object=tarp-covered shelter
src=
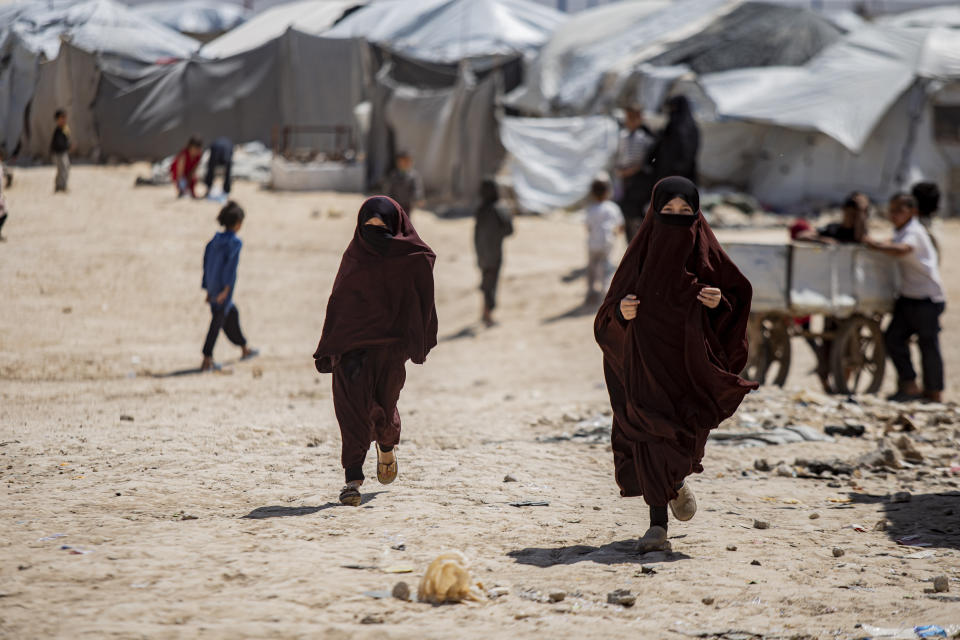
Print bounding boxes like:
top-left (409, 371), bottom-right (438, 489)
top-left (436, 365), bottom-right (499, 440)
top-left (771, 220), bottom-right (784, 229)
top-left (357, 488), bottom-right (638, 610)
top-left (325, 0), bottom-right (567, 67)
top-left (134, 1), bottom-right (249, 41)
top-left (695, 24), bottom-right (960, 213)
top-left (200, 0), bottom-right (366, 58)
top-left (96, 28), bottom-right (369, 160)
top-left (506, 0), bottom-right (843, 116)
top-left (0, 0), bottom-right (201, 156)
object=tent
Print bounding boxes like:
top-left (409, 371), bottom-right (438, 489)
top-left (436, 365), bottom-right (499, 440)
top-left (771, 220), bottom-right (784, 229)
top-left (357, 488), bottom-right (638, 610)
top-left (134, 1), bottom-right (249, 40)
top-left (695, 25), bottom-right (960, 213)
top-left (506, 0), bottom-right (842, 116)
top-left (200, 0), bottom-right (366, 58)
top-left (880, 6), bottom-right (960, 29)
top-left (0, 0), bottom-right (200, 155)
top-left (95, 29), bottom-right (369, 160)
top-left (325, 0), bottom-right (566, 67)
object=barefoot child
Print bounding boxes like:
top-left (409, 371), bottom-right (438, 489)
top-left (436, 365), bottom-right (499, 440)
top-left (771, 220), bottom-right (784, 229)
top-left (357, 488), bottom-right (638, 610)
top-left (201, 201), bottom-right (257, 371)
top-left (594, 177), bottom-right (757, 551)
top-left (313, 196), bottom-right (437, 506)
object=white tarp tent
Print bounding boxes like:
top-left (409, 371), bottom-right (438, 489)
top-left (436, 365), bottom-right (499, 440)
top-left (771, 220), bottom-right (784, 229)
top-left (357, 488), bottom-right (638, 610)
top-left (506, 0), bottom-right (842, 116)
top-left (200, 0), bottom-right (366, 58)
top-left (324, 0), bottom-right (566, 65)
top-left (135, 1), bottom-right (249, 38)
top-left (500, 115), bottom-right (619, 213)
top-left (880, 6), bottom-right (960, 29)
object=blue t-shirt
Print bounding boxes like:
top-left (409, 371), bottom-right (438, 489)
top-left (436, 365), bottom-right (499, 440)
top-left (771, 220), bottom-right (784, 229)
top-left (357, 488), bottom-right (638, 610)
top-left (202, 231), bottom-right (242, 310)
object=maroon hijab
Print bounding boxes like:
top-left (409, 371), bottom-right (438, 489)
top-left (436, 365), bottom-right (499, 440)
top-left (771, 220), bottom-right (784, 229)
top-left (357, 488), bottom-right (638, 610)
top-left (595, 177), bottom-right (757, 456)
top-left (313, 196), bottom-right (438, 373)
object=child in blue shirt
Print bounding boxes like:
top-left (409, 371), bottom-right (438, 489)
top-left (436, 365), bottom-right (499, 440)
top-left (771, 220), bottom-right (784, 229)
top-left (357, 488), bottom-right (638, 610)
top-left (201, 201), bottom-right (257, 371)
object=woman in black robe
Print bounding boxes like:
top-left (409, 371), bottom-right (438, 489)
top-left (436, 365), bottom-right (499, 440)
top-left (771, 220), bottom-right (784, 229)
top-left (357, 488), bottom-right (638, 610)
top-left (314, 197), bottom-right (437, 506)
top-left (648, 96), bottom-right (701, 184)
top-left (594, 177), bottom-right (757, 550)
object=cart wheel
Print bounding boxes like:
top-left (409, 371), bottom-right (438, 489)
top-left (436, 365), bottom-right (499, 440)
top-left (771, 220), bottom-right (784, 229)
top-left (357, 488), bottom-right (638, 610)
top-left (831, 316), bottom-right (885, 395)
top-left (743, 314), bottom-right (791, 387)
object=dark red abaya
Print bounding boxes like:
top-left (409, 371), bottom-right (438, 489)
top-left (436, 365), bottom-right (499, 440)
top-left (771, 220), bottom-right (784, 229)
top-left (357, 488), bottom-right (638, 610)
top-left (594, 178), bottom-right (757, 506)
top-left (314, 197), bottom-right (437, 479)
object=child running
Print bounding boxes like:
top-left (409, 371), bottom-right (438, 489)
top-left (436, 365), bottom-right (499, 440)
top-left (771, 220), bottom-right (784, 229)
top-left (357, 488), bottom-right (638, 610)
top-left (313, 196), bottom-right (437, 506)
top-left (201, 201), bottom-right (258, 371)
top-left (594, 177), bottom-right (757, 551)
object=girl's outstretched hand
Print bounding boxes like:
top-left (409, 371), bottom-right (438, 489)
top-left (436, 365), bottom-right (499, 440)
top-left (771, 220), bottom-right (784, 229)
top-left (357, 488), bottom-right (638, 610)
top-left (698, 287), bottom-right (721, 309)
top-left (620, 295), bottom-right (639, 320)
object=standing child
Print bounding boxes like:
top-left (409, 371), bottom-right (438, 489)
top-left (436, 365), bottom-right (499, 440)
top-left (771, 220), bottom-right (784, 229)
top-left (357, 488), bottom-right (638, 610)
top-left (594, 177), bottom-right (757, 552)
top-left (51, 109), bottom-right (70, 193)
top-left (586, 177), bottom-right (624, 305)
top-left (201, 201), bottom-right (258, 371)
top-left (384, 151), bottom-right (425, 216)
top-left (474, 178), bottom-right (513, 327)
top-left (313, 196), bottom-right (437, 506)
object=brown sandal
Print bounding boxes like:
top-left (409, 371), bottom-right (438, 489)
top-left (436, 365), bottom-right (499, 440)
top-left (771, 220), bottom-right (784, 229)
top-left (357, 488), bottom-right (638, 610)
top-left (376, 443), bottom-right (398, 485)
top-left (339, 483), bottom-right (362, 506)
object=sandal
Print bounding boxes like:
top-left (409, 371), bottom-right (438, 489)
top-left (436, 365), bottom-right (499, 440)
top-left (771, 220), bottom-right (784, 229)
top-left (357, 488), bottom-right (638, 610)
top-left (636, 526), bottom-right (671, 553)
top-left (339, 483), bottom-right (362, 506)
top-left (669, 482), bottom-right (697, 522)
top-left (376, 443), bottom-right (398, 485)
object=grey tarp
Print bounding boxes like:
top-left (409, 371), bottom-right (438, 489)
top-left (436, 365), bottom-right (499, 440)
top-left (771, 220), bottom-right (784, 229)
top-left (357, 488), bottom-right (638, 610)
top-left (367, 62), bottom-right (505, 206)
top-left (0, 34), bottom-right (39, 154)
top-left (23, 42), bottom-right (103, 157)
top-left (94, 30), bottom-right (369, 160)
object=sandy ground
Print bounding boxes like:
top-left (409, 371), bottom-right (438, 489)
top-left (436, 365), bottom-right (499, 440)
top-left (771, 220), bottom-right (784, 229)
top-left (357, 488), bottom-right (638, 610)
top-left (1, 165), bottom-right (958, 639)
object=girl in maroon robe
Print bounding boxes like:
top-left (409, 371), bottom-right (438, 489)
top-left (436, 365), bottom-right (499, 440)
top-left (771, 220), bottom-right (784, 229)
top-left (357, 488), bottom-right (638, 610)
top-left (594, 176), bottom-right (757, 550)
top-left (314, 197), bottom-right (437, 506)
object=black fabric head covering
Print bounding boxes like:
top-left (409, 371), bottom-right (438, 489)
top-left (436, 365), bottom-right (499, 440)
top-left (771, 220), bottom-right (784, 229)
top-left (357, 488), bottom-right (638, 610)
top-left (652, 175), bottom-right (700, 224)
top-left (480, 177), bottom-right (499, 205)
top-left (358, 196), bottom-right (400, 255)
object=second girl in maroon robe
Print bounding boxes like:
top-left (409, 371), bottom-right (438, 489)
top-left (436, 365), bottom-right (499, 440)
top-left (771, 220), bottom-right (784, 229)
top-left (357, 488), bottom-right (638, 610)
top-left (594, 177), bottom-right (757, 550)
top-left (314, 196), bottom-right (437, 506)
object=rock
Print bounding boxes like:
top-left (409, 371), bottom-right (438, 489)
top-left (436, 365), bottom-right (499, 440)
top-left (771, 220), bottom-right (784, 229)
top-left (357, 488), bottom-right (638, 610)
top-left (607, 589), bottom-right (636, 607)
top-left (548, 590), bottom-right (566, 602)
top-left (827, 481), bottom-right (842, 488)
top-left (825, 424), bottom-right (866, 438)
top-left (593, 506), bottom-right (601, 511)
top-left (856, 443), bottom-right (903, 470)
top-left (726, 545), bottom-right (737, 551)
top-left (753, 519), bottom-right (770, 530)
top-left (503, 474), bottom-right (518, 483)
top-left (119, 415), bottom-right (134, 422)
top-left (702, 596), bottom-right (715, 605)
top-left (809, 512), bottom-right (820, 520)
top-left (753, 459), bottom-right (771, 472)
top-left (640, 564), bottom-right (657, 574)
top-left (832, 547), bottom-right (845, 558)
top-left (892, 412), bottom-right (917, 432)
top-left (775, 463), bottom-right (796, 478)
top-left (360, 615), bottom-right (384, 625)
top-left (874, 519), bottom-right (889, 532)
top-left (933, 576), bottom-right (949, 593)
top-left (795, 458), bottom-right (854, 476)
top-left (487, 586), bottom-right (509, 598)
top-left (750, 560), bottom-right (761, 566)
top-left (894, 435), bottom-right (923, 463)
top-left (392, 581), bottom-right (411, 601)
top-left (891, 491), bottom-right (912, 503)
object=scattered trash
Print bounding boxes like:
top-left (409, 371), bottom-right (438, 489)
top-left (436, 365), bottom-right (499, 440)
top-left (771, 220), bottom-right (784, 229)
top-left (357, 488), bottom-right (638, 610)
top-left (606, 589), bottom-right (636, 607)
top-left (417, 551), bottom-right (483, 604)
top-left (824, 424), bottom-right (865, 437)
top-left (847, 524), bottom-right (867, 532)
top-left (509, 500), bottom-right (549, 507)
top-left (753, 459), bottom-right (771, 472)
top-left (916, 625), bottom-right (947, 638)
top-left (832, 547), bottom-right (845, 558)
top-left (503, 474), bottom-right (518, 483)
top-left (753, 519), bottom-right (770, 530)
top-left (711, 425), bottom-right (833, 447)
top-left (487, 586), bottom-right (509, 598)
top-left (119, 415), bottom-right (134, 422)
top-left (896, 535), bottom-right (932, 547)
top-left (37, 534), bottom-right (67, 542)
top-left (172, 511), bottom-right (198, 521)
top-left (60, 545), bottom-right (93, 555)
top-left (794, 458), bottom-right (854, 476)
top-left (726, 545), bottom-right (738, 551)
top-left (383, 565), bottom-right (413, 574)
top-left (360, 614), bottom-right (384, 625)
top-left (904, 550), bottom-right (935, 559)
top-left (343, 564), bottom-right (377, 570)
top-left (641, 564), bottom-right (657, 574)
top-left (362, 590), bottom-right (392, 600)
top-left (392, 581), bottom-right (411, 601)
top-left (933, 576), bottom-right (949, 593)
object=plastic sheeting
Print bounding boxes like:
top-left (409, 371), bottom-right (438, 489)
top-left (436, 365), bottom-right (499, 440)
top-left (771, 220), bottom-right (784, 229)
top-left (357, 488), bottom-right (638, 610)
top-left (95, 30), bottom-right (369, 160)
top-left (880, 6), bottom-right (960, 29)
top-left (200, 0), bottom-right (366, 58)
top-left (0, 35), bottom-right (38, 153)
top-left (325, 0), bottom-right (566, 64)
top-left (500, 115), bottom-right (619, 214)
top-left (367, 63), bottom-right (505, 205)
top-left (134, 1), bottom-right (249, 37)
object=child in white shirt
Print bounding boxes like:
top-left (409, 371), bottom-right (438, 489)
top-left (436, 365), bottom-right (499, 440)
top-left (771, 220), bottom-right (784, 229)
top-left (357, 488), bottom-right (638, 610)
top-left (586, 177), bottom-right (624, 304)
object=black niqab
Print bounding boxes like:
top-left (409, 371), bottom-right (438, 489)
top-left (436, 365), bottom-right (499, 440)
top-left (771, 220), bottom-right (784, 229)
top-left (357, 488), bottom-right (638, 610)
top-left (652, 175), bottom-right (700, 222)
top-left (359, 197), bottom-right (400, 255)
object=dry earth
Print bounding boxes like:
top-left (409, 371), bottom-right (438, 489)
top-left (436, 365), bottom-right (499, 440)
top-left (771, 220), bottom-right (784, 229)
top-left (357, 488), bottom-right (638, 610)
top-left (1, 165), bottom-right (958, 639)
